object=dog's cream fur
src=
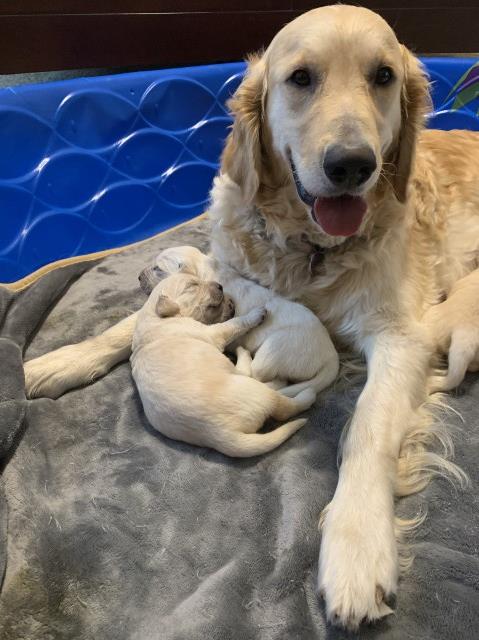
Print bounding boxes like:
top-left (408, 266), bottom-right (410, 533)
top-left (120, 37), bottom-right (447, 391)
top-left (23, 5), bottom-right (479, 630)
top-left (425, 269), bottom-right (479, 392)
top-left (132, 271), bottom-right (316, 457)
top-left (153, 245), bottom-right (339, 395)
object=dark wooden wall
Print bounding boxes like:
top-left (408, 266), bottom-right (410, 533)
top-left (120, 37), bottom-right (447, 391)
top-left (1, 2), bottom-right (478, 74)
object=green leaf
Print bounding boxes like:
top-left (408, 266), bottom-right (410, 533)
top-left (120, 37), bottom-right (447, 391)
top-left (452, 82), bottom-right (479, 110)
top-left (446, 61), bottom-right (479, 100)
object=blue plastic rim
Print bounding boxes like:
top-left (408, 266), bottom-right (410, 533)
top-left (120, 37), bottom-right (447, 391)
top-left (0, 57), bottom-right (478, 283)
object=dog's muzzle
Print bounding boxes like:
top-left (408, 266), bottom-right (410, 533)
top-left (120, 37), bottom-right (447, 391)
top-left (138, 265), bottom-right (166, 295)
top-left (290, 158), bottom-right (315, 207)
top-left (289, 157), bottom-right (368, 238)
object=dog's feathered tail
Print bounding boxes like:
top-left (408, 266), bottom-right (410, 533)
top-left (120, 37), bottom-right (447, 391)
top-left (396, 394), bottom-right (469, 498)
top-left (394, 392), bottom-right (469, 572)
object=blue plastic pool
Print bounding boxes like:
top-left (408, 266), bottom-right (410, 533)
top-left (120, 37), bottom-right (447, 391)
top-left (1, 57), bottom-right (478, 283)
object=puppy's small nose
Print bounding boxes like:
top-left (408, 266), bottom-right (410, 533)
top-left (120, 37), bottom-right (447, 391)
top-left (323, 145), bottom-right (377, 188)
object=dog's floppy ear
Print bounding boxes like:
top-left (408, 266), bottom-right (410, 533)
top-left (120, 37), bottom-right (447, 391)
top-left (155, 295), bottom-right (180, 318)
top-left (392, 47), bottom-right (431, 202)
top-left (138, 266), bottom-right (168, 295)
top-left (221, 54), bottom-right (267, 203)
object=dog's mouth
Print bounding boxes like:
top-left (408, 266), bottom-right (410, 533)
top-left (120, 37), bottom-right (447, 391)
top-left (199, 296), bottom-right (235, 324)
top-left (290, 160), bottom-right (367, 238)
top-left (221, 296), bottom-right (236, 321)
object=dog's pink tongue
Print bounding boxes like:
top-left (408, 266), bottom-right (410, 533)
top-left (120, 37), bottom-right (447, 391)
top-left (313, 195), bottom-right (367, 237)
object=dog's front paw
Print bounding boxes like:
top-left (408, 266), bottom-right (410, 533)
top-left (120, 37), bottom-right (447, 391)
top-left (245, 306), bottom-right (268, 327)
top-left (25, 355), bottom-right (70, 399)
top-left (318, 495), bottom-right (398, 630)
top-left (24, 340), bottom-right (105, 399)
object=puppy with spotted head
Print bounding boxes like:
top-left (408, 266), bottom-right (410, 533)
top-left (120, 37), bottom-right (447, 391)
top-left (131, 268), bottom-right (316, 457)
top-left (138, 265), bottom-right (235, 324)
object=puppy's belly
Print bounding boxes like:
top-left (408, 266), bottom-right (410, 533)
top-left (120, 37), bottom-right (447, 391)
top-left (131, 344), bottom-right (240, 445)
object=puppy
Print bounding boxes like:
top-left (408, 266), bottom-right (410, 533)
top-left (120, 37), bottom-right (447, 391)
top-left (131, 270), bottom-right (316, 457)
top-left (425, 270), bottom-right (479, 392)
top-left (153, 245), bottom-right (339, 396)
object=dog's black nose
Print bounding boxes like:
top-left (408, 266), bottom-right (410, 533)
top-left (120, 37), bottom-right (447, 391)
top-left (323, 145), bottom-right (377, 188)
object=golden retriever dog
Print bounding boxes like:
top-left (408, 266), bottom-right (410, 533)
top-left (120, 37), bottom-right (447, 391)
top-left (132, 271), bottom-right (316, 457)
top-left (24, 5), bottom-right (478, 629)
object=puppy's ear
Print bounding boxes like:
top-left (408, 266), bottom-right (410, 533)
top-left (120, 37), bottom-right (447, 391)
top-left (155, 295), bottom-right (180, 318)
top-left (221, 54), bottom-right (267, 203)
top-left (392, 47), bottom-right (431, 202)
top-left (138, 266), bottom-right (168, 295)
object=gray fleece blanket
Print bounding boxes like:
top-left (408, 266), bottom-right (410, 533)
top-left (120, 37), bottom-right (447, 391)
top-left (0, 218), bottom-right (478, 640)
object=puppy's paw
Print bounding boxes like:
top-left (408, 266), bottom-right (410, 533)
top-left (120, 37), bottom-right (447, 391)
top-left (245, 306), bottom-right (267, 327)
top-left (318, 493), bottom-right (398, 630)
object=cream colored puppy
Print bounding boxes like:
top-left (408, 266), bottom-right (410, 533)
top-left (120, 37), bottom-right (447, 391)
top-left (425, 270), bottom-right (479, 393)
top-left (154, 245), bottom-right (339, 396)
top-left (131, 270), bottom-right (316, 457)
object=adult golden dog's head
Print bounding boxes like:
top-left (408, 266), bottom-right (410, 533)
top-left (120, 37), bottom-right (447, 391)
top-left (222, 5), bottom-right (430, 243)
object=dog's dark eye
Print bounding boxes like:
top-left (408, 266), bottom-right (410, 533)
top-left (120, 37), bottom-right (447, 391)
top-left (289, 69), bottom-right (311, 87)
top-left (375, 66), bottom-right (394, 86)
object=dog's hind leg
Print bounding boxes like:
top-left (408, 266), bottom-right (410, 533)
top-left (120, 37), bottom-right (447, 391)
top-left (235, 346), bottom-right (286, 385)
top-left (235, 346), bottom-right (253, 376)
top-left (279, 354), bottom-right (340, 397)
top-left (207, 378), bottom-right (314, 457)
top-left (250, 341), bottom-right (279, 382)
top-left (264, 378), bottom-right (288, 390)
top-left (430, 327), bottom-right (478, 392)
top-left (25, 311), bottom-right (139, 399)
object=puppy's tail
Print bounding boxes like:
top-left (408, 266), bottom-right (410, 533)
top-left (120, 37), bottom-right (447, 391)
top-left (277, 356), bottom-right (340, 398)
top-left (210, 419), bottom-right (306, 457)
